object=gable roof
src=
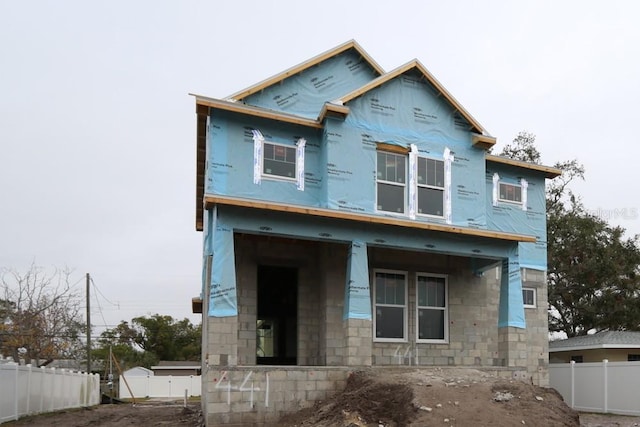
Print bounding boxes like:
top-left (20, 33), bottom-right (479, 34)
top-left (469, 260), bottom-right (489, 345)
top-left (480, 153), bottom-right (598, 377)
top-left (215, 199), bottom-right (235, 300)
top-left (333, 59), bottom-right (490, 138)
top-left (226, 39), bottom-right (385, 102)
top-left (549, 331), bottom-right (640, 352)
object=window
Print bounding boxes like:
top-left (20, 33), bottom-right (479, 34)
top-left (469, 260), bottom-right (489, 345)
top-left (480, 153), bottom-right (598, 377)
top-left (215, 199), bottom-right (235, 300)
top-left (522, 287), bottom-right (536, 308)
top-left (417, 157), bottom-right (444, 217)
top-left (263, 142), bottom-right (296, 180)
top-left (416, 274), bottom-right (448, 342)
top-left (499, 182), bottom-right (522, 204)
top-left (571, 355), bottom-right (583, 363)
top-left (377, 152), bottom-right (406, 214)
top-left (252, 129), bottom-right (306, 190)
top-left (492, 174), bottom-right (528, 211)
top-left (628, 354), bottom-right (640, 362)
top-left (373, 270), bottom-right (407, 341)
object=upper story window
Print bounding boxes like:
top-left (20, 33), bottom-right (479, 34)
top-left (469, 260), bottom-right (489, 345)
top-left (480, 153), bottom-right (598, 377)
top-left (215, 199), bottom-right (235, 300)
top-left (376, 144), bottom-right (453, 221)
top-left (493, 173), bottom-right (528, 210)
top-left (376, 151), bottom-right (406, 214)
top-left (373, 269), bottom-right (407, 341)
top-left (416, 274), bottom-right (448, 342)
top-left (499, 182), bottom-right (522, 204)
top-left (252, 129), bottom-right (306, 191)
top-left (263, 142), bottom-right (296, 180)
top-left (417, 157), bottom-right (445, 217)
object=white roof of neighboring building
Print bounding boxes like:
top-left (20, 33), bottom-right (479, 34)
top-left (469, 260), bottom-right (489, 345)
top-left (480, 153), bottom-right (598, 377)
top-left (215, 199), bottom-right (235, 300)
top-left (549, 331), bottom-right (640, 352)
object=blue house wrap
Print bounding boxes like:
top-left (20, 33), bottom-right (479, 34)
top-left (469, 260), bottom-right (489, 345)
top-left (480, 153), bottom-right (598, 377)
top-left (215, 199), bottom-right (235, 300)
top-left (193, 40), bottom-right (560, 338)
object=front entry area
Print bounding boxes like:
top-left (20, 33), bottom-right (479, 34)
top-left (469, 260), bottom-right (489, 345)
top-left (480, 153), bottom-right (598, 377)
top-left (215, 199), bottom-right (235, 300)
top-left (256, 265), bottom-right (298, 365)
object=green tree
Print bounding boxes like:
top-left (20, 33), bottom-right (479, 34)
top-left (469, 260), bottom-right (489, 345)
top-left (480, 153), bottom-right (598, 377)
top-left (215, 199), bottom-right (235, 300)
top-left (92, 314), bottom-right (201, 374)
top-left (500, 132), bottom-right (640, 337)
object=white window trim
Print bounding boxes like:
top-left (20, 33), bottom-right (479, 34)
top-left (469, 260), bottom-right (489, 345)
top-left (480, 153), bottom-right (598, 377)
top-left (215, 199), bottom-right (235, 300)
top-left (416, 156), bottom-right (446, 220)
top-left (373, 269), bottom-right (408, 343)
top-left (498, 181), bottom-right (523, 205)
top-left (492, 173), bottom-right (528, 211)
top-left (415, 273), bottom-right (449, 344)
top-left (252, 129), bottom-right (305, 190)
top-left (376, 152), bottom-right (407, 216)
top-left (522, 287), bottom-right (536, 308)
top-left (379, 146), bottom-right (452, 220)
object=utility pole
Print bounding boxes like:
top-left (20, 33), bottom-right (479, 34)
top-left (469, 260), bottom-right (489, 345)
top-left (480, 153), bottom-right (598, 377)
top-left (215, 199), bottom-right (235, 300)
top-left (86, 273), bottom-right (91, 374)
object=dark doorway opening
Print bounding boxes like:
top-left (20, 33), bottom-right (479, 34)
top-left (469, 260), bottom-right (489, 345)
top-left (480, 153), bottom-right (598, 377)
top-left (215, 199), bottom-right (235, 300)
top-left (256, 265), bottom-right (298, 365)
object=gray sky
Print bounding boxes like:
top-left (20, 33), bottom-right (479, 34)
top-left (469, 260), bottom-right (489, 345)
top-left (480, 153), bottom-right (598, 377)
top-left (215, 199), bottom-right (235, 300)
top-left (2, 1), bottom-right (639, 332)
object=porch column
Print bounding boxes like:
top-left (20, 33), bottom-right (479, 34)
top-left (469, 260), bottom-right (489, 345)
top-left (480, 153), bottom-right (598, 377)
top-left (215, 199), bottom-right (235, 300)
top-left (205, 208), bottom-right (238, 367)
top-left (497, 254), bottom-right (527, 368)
top-left (343, 241), bottom-right (372, 366)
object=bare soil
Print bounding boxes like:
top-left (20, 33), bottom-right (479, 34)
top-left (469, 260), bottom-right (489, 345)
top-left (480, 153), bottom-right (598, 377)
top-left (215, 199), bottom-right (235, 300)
top-left (5, 369), bottom-right (640, 426)
top-left (2, 401), bottom-right (204, 427)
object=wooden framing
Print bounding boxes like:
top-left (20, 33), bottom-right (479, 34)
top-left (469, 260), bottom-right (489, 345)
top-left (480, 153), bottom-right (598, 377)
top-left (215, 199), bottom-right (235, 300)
top-left (203, 195), bottom-right (537, 243)
top-left (227, 40), bottom-right (385, 101)
top-left (486, 155), bottom-right (562, 178)
top-left (376, 142), bottom-right (410, 154)
top-left (318, 102), bottom-right (350, 121)
top-left (192, 95), bottom-right (323, 129)
top-left (471, 133), bottom-right (497, 149)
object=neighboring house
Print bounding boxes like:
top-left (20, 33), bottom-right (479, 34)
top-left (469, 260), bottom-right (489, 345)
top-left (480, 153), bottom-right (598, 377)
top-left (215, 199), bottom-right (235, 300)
top-left (150, 361), bottom-right (201, 376)
top-left (191, 40), bottom-right (560, 425)
top-left (122, 366), bottom-right (154, 377)
top-left (550, 331), bottom-right (640, 363)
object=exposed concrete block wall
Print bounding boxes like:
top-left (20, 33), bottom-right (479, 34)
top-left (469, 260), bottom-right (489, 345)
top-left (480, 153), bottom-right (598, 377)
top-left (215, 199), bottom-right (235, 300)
top-left (227, 237), bottom-right (350, 367)
top-left (320, 244), bottom-right (347, 366)
top-left (203, 366), bottom-right (527, 426)
top-left (368, 248), bottom-right (502, 368)
top-left (204, 236), bottom-right (548, 389)
top-left (522, 268), bottom-right (549, 386)
top-left (205, 367), bottom-right (350, 427)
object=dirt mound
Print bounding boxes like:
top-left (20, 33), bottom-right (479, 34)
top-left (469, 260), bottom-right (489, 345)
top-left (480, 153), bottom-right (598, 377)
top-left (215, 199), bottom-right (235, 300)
top-left (278, 368), bottom-right (581, 427)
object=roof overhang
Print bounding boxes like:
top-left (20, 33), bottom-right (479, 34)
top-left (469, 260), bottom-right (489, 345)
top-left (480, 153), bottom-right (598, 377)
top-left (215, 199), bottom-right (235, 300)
top-left (549, 343), bottom-right (640, 353)
top-left (227, 40), bottom-right (385, 101)
top-left (486, 155), bottom-right (562, 179)
top-left (204, 194), bottom-right (537, 243)
top-left (471, 133), bottom-right (496, 149)
top-left (191, 297), bottom-right (203, 314)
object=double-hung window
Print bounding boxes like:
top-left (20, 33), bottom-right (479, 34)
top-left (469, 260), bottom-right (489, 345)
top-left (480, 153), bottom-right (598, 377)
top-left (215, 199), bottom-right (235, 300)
top-left (417, 157), bottom-right (445, 217)
top-left (416, 274), bottom-right (448, 342)
top-left (263, 142), bottom-right (296, 180)
top-left (373, 270), bottom-right (407, 341)
top-left (376, 151), bottom-right (406, 214)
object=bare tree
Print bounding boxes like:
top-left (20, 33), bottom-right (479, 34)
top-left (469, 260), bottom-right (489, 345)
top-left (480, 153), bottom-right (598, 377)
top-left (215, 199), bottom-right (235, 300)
top-left (0, 263), bottom-right (85, 366)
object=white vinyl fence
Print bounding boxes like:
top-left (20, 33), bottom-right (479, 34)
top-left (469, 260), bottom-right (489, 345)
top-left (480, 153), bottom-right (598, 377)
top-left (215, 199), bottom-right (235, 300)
top-left (0, 358), bottom-right (100, 424)
top-left (549, 360), bottom-right (640, 416)
top-left (119, 375), bottom-right (201, 399)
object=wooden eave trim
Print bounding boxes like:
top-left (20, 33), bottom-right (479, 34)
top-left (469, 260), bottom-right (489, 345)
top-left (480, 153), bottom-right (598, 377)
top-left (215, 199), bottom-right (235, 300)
top-left (471, 133), bottom-right (496, 149)
top-left (192, 95), bottom-right (323, 129)
top-left (204, 195), bottom-right (536, 243)
top-left (486, 155), bottom-right (562, 178)
top-left (338, 60), bottom-right (487, 135)
top-left (191, 297), bottom-right (203, 314)
top-left (376, 142), bottom-right (410, 154)
top-left (227, 40), bottom-right (385, 101)
top-left (318, 102), bottom-right (350, 121)
top-left (195, 110), bottom-right (207, 231)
